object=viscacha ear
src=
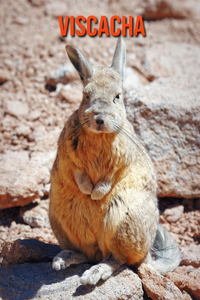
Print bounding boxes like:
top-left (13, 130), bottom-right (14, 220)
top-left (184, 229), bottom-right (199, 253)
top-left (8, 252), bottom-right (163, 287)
top-left (65, 45), bottom-right (93, 83)
top-left (111, 36), bottom-right (126, 81)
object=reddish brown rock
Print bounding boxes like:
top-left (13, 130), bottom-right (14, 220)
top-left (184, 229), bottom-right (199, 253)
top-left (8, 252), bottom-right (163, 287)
top-left (0, 151), bottom-right (49, 209)
top-left (167, 266), bottom-right (200, 300)
top-left (138, 263), bottom-right (184, 299)
top-left (181, 244), bottom-right (200, 268)
top-left (0, 220), bottom-right (57, 248)
top-left (0, 239), bottom-right (61, 266)
top-left (143, 0), bottom-right (193, 20)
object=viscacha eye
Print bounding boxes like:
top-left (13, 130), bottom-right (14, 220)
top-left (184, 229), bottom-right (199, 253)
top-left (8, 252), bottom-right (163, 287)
top-left (86, 94), bottom-right (89, 99)
top-left (113, 94), bottom-right (121, 103)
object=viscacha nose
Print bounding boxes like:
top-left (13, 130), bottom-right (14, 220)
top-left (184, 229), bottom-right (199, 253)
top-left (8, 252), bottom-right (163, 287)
top-left (95, 118), bottom-right (104, 125)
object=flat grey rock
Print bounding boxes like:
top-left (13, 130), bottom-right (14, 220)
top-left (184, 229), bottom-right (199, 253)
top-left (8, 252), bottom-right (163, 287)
top-left (0, 262), bottom-right (143, 300)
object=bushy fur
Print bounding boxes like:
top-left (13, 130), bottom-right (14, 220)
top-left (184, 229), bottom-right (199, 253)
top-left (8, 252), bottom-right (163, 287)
top-left (49, 37), bottom-right (180, 285)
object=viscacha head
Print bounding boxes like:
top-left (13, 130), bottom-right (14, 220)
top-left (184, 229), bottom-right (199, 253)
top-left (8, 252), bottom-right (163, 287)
top-left (65, 37), bottom-right (127, 134)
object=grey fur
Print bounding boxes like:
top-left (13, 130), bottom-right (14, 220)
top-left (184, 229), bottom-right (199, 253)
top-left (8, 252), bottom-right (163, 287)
top-left (148, 224), bottom-right (181, 275)
top-left (111, 36), bottom-right (126, 81)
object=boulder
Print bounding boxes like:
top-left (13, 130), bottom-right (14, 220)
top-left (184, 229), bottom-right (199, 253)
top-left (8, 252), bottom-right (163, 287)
top-left (135, 43), bottom-right (200, 80)
top-left (126, 42), bottom-right (200, 198)
top-left (181, 244), bottom-right (200, 268)
top-left (6, 100), bottom-right (29, 118)
top-left (143, 0), bottom-right (194, 20)
top-left (0, 221), bottom-right (57, 248)
top-left (138, 263), bottom-right (187, 300)
top-left (162, 205), bottom-right (184, 223)
top-left (20, 199), bottom-right (50, 228)
top-left (45, 63), bottom-right (79, 88)
top-left (56, 83), bottom-right (82, 104)
top-left (167, 265), bottom-right (200, 300)
top-left (0, 151), bottom-right (49, 209)
top-left (126, 75), bottom-right (200, 198)
top-left (0, 257), bottom-right (143, 300)
top-left (15, 123), bottom-right (31, 136)
top-left (123, 67), bottom-right (145, 92)
top-left (0, 239), bottom-right (61, 266)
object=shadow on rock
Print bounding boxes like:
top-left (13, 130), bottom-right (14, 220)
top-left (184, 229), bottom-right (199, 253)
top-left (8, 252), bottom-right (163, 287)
top-left (0, 239), bottom-right (143, 300)
top-left (0, 238), bottom-right (94, 300)
top-left (0, 260), bottom-right (94, 300)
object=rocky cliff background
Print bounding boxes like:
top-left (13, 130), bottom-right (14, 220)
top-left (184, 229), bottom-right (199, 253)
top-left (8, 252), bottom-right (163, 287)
top-left (0, 0), bottom-right (199, 299)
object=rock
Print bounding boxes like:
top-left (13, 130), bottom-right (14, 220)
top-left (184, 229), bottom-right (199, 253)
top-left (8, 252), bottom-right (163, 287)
top-left (6, 100), bottom-right (29, 118)
top-left (0, 69), bottom-right (11, 83)
top-left (181, 244), bottom-right (200, 268)
top-left (182, 292), bottom-right (193, 300)
top-left (166, 266), bottom-right (200, 300)
top-left (43, 183), bottom-right (50, 195)
top-left (44, 2), bottom-right (68, 17)
top-left (0, 221), bottom-right (57, 247)
top-left (20, 199), bottom-right (50, 228)
top-left (15, 124), bottom-right (31, 136)
top-left (45, 63), bottom-right (79, 88)
top-left (137, 43), bottom-right (200, 81)
top-left (143, 0), bottom-right (193, 20)
top-left (28, 125), bottom-right (46, 142)
top-left (30, 150), bottom-right (56, 171)
top-left (26, 66), bottom-right (35, 77)
top-left (138, 263), bottom-right (185, 300)
top-left (0, 239), bottom-right (61, 266)
top-left (163, 205), bottom-right (184, 223)
top-left (26, 109), bottom-right (41, 121)
top-left (13, 16), bottom-right (29, 25)
top-left (28, 0), bottom-right (45, 7)
top-left (57, 83), bottom-right (82, 103)
top-left (123, 67), bottom-right (145, 93)
top-left (1, 114), bottom-right (18, 130)
top-left (126, 40), bottom-right (200, 199)
top-left (0, 261), bottom-right (143, 300)
top-left (0, 151), bottom-right (49, 209)
top-left (126, 74), bottom-right (200, 198)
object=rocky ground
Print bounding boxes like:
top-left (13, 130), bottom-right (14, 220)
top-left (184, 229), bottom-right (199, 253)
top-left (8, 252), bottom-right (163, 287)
top-left (0, 0), bottom-right (200, 299)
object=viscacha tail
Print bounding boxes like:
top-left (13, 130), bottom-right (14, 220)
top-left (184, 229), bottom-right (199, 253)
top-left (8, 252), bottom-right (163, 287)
top-left (147, 223), bottom-right (181, 275)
